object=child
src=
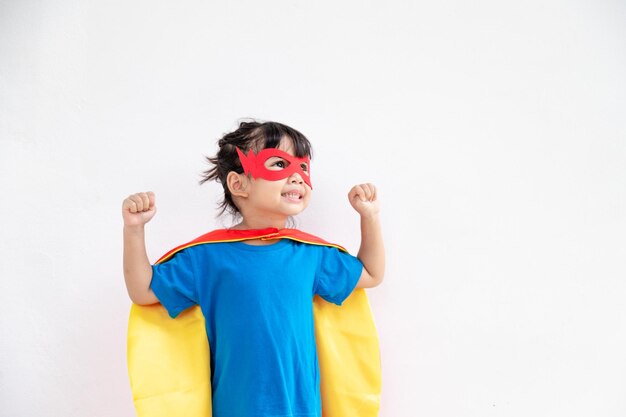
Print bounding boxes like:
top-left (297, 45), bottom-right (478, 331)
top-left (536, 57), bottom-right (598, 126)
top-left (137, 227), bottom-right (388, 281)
top-left (122, 120), bottom-right (385, 417)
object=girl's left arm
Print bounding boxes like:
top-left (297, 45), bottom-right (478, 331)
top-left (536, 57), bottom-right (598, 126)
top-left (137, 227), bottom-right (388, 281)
top-left (348, 183), bottom-right (385, 288)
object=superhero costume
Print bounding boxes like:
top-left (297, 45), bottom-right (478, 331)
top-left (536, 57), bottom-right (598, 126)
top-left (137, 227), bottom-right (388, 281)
top-left (127, 227), bottom-right (381, 417)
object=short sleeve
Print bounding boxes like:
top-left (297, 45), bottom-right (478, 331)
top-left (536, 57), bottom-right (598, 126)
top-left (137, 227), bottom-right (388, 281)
top-left (314, 246), bottom-right (363, 306)
top-left (149, 248), bottom-right (199, 318)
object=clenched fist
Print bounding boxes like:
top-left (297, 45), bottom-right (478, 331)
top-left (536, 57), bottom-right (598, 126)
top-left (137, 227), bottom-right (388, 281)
top-left (348, 183), bottom-right (380, 218)
top-left (122, 191), bottom-right (157, 227)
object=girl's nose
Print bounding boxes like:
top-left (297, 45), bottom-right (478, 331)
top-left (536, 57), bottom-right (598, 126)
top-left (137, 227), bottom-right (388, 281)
top-left (289, 173), bottom-right (304, 184)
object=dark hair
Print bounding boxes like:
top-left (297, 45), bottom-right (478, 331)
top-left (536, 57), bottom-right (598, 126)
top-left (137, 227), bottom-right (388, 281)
top-left (200, 118), bottom-right (313, 217)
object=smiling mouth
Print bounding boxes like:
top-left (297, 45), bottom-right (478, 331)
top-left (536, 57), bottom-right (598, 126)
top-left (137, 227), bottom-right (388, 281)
top-left (281, 192), bottom-right (303, 200)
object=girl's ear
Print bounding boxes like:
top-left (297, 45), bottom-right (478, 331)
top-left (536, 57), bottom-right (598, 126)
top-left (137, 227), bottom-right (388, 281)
top-left (226, 171), bottom-right (249, 198)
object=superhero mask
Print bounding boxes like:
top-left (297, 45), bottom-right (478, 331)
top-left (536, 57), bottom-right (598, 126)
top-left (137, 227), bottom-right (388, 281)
top-left (236, 147), bottom-right (312, 189)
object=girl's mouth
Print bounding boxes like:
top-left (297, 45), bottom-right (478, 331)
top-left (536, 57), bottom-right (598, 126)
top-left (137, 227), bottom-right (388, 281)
top-left (281, 192), bottom-right (303, 202)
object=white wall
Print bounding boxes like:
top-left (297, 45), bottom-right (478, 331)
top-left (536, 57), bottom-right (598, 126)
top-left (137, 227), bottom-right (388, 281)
top-left (1, 1), bottom-right (625, 416)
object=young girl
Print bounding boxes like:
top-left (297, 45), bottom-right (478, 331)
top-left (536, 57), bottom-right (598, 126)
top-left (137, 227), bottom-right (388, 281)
top-left (122, 120), bottom-right (385, 417)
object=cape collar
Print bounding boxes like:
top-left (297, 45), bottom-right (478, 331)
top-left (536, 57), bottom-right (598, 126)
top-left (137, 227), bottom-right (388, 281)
top-left (155, 228), bottom-right (347, 264)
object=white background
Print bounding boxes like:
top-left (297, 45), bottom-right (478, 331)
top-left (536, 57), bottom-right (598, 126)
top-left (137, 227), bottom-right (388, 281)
top-left (1, 1), bottom-right (625, 416)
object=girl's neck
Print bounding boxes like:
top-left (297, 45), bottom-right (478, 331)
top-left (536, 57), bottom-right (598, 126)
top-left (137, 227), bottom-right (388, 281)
top-left (230, 218), bottom-right (291, 246)
top-left (231, 217), bottom-right (288, 231)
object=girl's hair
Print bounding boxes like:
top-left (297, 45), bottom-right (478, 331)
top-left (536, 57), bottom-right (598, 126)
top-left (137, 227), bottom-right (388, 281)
top-left (200, 119), bottom-right (313, 217)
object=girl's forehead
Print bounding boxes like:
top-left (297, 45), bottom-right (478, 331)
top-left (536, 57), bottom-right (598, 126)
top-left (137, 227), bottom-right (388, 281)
top-left (275, 137), bottom-right (295, 155)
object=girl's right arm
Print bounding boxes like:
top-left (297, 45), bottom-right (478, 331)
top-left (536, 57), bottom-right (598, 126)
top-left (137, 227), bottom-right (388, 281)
top-left (122, 191), bottom-right (159, 305)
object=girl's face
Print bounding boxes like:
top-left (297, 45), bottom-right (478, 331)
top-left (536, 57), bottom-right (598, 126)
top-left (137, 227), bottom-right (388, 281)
top-left (242, 137), bottom-right (312, 219)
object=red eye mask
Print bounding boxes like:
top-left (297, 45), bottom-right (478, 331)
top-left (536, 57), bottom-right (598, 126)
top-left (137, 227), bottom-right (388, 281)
top-left (236, 147), bottom-right (312, 189)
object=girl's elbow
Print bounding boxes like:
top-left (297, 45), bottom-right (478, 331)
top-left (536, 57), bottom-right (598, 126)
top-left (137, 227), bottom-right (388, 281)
top-left (129, 290), bottom-right (159, 306)
top-left (372, 274), bottom-right (384, 287)
top-left (356, 269), bottom-right (384, 289)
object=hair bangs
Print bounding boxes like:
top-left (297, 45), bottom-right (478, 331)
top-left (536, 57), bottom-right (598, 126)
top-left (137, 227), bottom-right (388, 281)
top-left (257, 123), bottom-right (313, 159)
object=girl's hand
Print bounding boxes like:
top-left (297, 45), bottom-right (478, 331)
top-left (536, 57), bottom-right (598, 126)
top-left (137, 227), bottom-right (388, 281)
top-left (122, 191), bottom-right (157, 227)
top-left (348, 183), bottom-right (380, 218)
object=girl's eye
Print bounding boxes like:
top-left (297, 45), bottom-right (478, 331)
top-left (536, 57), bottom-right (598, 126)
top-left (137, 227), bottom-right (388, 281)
top-left (272, 160), bottom-right (287, 169)
top-left (300, 163), bottom-right (309, 172)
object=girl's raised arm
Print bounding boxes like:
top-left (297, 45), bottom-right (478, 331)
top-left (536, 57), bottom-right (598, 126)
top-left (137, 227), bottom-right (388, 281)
top-left (122, 191), bottom-right (159, 305)
top-left (348, 183), bottom-right (385, 289)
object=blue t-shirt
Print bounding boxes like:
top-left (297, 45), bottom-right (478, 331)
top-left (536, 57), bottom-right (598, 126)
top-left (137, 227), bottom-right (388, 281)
top-left (149, 238), bottom-right (363, 417)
